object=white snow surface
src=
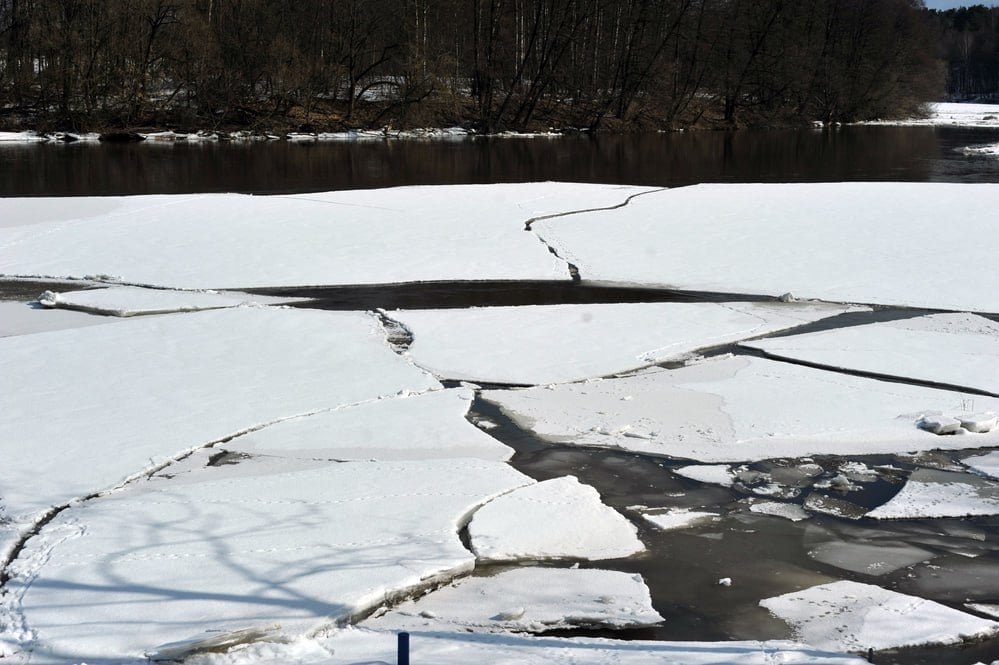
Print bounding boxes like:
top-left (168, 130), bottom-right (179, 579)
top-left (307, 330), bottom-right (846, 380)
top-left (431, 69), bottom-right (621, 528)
top-left (483, 356), bottom-right (999, 463)
top-left (278, 627), bottom-right (867, 665)
top-left (394, 301), bottom-right (859, 385)
top-left (674, 465), bottom-right (736, 486)
top-left (866, 469), bottom-right (999, 519)
top-left (5, 459), bottom-right (532, 662)
top-left (760, 580), bottom-right (999, 652)
top-left (743, 313), bottom-right (999, 395)
top-left (468, 476), bottom-right (644, 562)
top-left (0, 307), bottom-right (440, 520)
top-left (533, 182), bottom-right (999, 312)
top-left (0, 301), bottom-right (116, 337)
top-left (965, 451), bottom-right (999, 479)
top-left (226, 388), bottom-right (513, 461)
top-left (0, 183), bottom-right (655, 289)
top-left (361, 567), bottom-right (663, 633)
top-left (37, 286), bottom-right (303, 316)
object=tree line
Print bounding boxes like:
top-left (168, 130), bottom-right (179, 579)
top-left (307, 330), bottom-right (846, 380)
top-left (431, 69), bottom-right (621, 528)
top-left (933, 4), bottom-right (999, 101)
top-left (0, 0), bottom-right (950, 133)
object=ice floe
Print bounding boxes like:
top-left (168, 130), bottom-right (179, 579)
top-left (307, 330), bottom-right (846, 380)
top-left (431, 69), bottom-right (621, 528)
top-left (742, 312), bottom-right (999, 396)
top-left (631, 506), bottom-right (718, 530)
top-left (674, 464), bottom-right (737, 486)
top-left (0, 307), bottom-right (439, 520)
top-left (226, 388), bottom-right (513, 461)
top-left (393, 301), bottom-right (858, 384)
top-left (806, 540), bottom-right (933, 576)
top-left (866, 469), bottom-right (999, 519)
top-left (533, 182), bottom-right (999, 312)
top-left (4, 459), bottom-right (531, 662)
top-left (760, 580), bottom-right (999, 652)
top-left (964, 451), bottom-right (999, 479)
top-left (0, 301), bottom-right (115, 337)
top-left (361, 567), bottom-right (663, 633)
top-left (483, 355), bottom-right (999, 463)
top-left (0, 183), bottom-right (654, 289)
top-left (748, 501), bottom-right (810, 522)
top-left (37, 286), bottom-right (303, 316)
top-left (467, 476), bottom-right (644, 562)
top-left (960, 142), bottom-right (999, 156)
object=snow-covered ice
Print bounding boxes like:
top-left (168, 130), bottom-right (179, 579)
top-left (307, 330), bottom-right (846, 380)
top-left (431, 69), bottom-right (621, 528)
top-left (0, 307), bottom-right (440, 520)
top-left (467, 476), bottom-right (644, 562)
top-left (674, 464), bottom-right (736, 486)
top-left (964, 451), bottom-right (999, 479)
top-left (632, 506), bottom-right (718, 531)
top-left (226, 388), bottom-right (513, 461)
top-left (0, 183), bottom-right (655, 289)
top-left (0, 301), bottom-right (115, 337)
top-left (4, 459), bottom-right (531, 662)
top-left (742, 313), bottom-right (999, 396)
top-left (866, 469), bottom-right (999, 519)
top-left (483, 355), bottom-right (999, 463)
top-left (37, 286), bottom-right (303, 316)
top-left (361, 567), bottom-right (663, 633)
top-left (748, 501), bottom-right (810, 521)
top-left (393, 301), bottom-right (859, 385)
top-left (760, 580), bottom-right (999, 652)
top-left (318, 627), bottom-right (866, 665)
top-left (867, 102), bottom-right (999, 127)
top-left (533, 183), bottom-right (999, 312)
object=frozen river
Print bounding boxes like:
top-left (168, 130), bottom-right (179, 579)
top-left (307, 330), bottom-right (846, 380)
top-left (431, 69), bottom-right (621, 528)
top-left (2, 116), bottom-right (999, 665)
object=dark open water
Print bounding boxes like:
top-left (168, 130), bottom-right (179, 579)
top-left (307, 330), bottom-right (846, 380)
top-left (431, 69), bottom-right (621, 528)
top-left (2, 126), bottom-right (998, 196)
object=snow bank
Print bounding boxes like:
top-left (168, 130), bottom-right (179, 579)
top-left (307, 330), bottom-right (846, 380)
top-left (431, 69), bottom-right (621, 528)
top-left (0, 307), bottom-right (440, 520)
top-left (7, 459), bottom-right (531, 662)
top-left (743, 313), bottom-right (999, 395)
top-left (37, 286), bottom-right (303, 316)
top-left (0, 131), bottom-right (46, 143)
top-left (362, 567), bottom-right (663, 633)
top-left (394, 301), bottom-right (859, 385)
top-left (761, 580), bottom-right (999, 652)
top-left (533, 183), bottom-right (999, 312)
top-left (866, 469), bottom-right (999, 519)
top-left (468, 476), bottom-right (644, 562)
top-left (483, 356), bottom-right (999, 463)
top-left (0, 183), bottom-right (655, 289)
top-left (226, 388), bottom-right (513, 461)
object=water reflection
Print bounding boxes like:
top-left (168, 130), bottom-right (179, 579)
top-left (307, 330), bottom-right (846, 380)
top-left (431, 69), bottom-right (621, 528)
top-left (2, 126), bottom-right (997, 197)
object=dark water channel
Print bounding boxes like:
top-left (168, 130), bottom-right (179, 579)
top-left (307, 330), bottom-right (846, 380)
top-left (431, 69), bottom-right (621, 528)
top-left (2, 125), bottom-right (999, 196)
top-left (4, 126), bottom-right (999, 663)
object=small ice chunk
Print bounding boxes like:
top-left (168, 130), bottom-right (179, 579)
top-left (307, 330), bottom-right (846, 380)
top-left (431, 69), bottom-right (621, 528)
top-left (635, 507), bottom-right (718, 531)
top-left (718, 577), bottom-right (732, 587)
top-left (960, 413), bottom-right (998, 434)
top-left (761, 580), bottom-right (999, 652)
top-left (468, 476), bottom-right (644, 562)
top-left (748, 501), bottom-right (810, 522)
top-left (804, 494), bottom-right (867, 520)
top-left (918, 415), bottom-right (963, 435)
top-left (675, 465), bottom-right (735, 487)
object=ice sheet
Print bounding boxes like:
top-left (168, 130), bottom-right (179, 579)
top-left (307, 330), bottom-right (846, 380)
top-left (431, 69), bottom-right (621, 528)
top-left (468, 476), bottom-right (644, 562)
top-left (743, 313), bottom-right (999, 395)
top-left (533, 183), bottom-right (999, 312)
top-left (361, 567), bottom-right (663, 633)
top-left (6, 459), bottom-right (531, 662)
top-left (0, 183), bottom-right (655, 289)
top-left (483, 356), bottom-right (999, 463)
top-left (0, 301), bottom-right (115, 337)
top-left (37, 286), bottom-right (303, 316)
top-left (0, 308), bottom-right (440, 520)
top-left (866, 469), bottom-right (999, 519)
top-left (760, 580), bottom-right (999, 652)
top-left (226, 388), bottom-right (513, 461)
top-left (394, 301), bottom-right (858, 385)
top-left (964, 451), bottom-right (999, 479)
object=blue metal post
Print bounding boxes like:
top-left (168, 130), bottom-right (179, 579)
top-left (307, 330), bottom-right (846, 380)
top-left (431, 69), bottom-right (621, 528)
top-left (398, 631), bottom-right (410, 665)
